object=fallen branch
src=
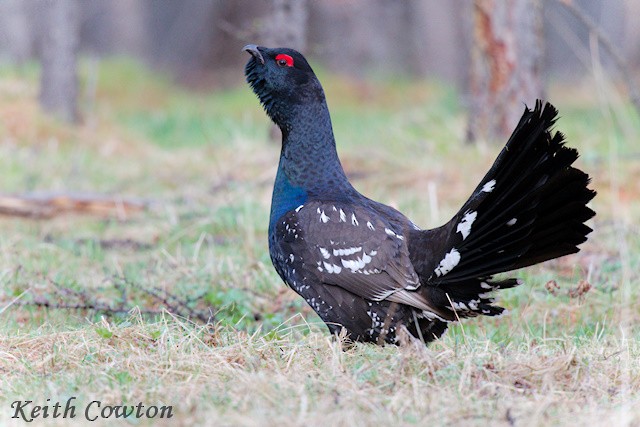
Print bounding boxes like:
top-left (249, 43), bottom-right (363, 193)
top-left (0, 192), bottom-right (147, 219)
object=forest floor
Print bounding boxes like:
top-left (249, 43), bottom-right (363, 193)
top-left (0, 59), bottom-right (639, 426)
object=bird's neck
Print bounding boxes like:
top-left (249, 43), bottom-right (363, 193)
top-left (269, 101), bottom-right (356, 229)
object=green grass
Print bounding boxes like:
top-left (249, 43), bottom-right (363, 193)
top-left (1, 58), bottom-right (639, 425)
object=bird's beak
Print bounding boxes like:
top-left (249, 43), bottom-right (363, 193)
top-left (243, 44), bottom-right (264, 65)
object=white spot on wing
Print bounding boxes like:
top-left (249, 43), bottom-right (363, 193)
top-left (319, 210), bottom-right (329, 223)
top-left (434, 248), bottom-right (461, 277)
top-left (333, 246), bottom-right (362, 256)
top-left (323, 262), bottom-right (342, 274)
top-left (340, 250), bottom-right (376, 272)
top-left (295, 205), bottom-right (304, 212)
top-left (351, 214), bottom-right (359, 226)
top-left (319, 247), bottom-right (331, 259)
top-left (456, 210), bottom-right (477, 240)
top-left (339, 209), bottom-right (346, 222)
top-left (506, 218), bottom-right (517, 226)
top-left (367, 221), bottom-right (375, 231)
top-left (482, 179), bottom-right (496, 193)
top-left (341, 258), bottom-right (360, 272)
top-left (385, 227), bottom-right (404, 240)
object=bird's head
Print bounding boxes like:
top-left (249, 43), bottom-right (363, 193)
top-left (243, 45), bottom-right (325, 127)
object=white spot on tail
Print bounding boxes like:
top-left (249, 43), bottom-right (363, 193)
top-left (482, 179), bottom-right (496, 193)
top-left (434, 248), bottom-right (461, 277)
top-left (506, 218), bottom-right (517, 226)
top-left (453, 302), bottom-right (468, 311)
top-left (456, 210), bottom-right (477, 240)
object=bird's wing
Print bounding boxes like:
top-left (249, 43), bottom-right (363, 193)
top-left (273, 201), bottom-right (446, 317)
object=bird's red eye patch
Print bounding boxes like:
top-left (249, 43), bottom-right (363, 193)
top-left (275, 54), bottom-right (294, 67)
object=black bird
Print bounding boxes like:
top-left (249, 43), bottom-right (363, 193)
top-left (243, 44), bottom-right (596, 345)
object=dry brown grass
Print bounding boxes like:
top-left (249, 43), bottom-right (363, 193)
top-left (1, 313), bottom-right (639, 426)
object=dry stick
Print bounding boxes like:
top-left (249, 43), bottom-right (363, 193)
top-left (11, 277), bottom-right (215, 325)
top-left (551, 0), bottom-right (640, 114)
top-left (13, 300), bottom-right (164, 316)
top-left (116, 276), bottom-right (215, 324)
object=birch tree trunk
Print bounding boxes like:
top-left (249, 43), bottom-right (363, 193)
top-left (39, 0), bottom-right (79, 123)
top-left (466, 0), bottom-right (544, 144)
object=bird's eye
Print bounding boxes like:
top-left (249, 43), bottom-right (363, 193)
top-left (275, 54), bottom-right (294, 67)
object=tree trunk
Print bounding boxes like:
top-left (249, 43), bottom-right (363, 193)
top-left (263, 0), bottom-right (308, 51)
top-left (0, 0), bottom-right (34, 64)
top-left (39, 0), bottom-right (79, 123)
top-left (466, 0), bottom-right (544, 144)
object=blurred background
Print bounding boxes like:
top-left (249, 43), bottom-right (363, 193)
top-left (1, 0), bottom-right (639, 136)
top-left (0, 0), bottom-right (638, 341)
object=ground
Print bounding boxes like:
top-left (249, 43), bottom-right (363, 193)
top-left (0, 60), bottom-right (639, 426)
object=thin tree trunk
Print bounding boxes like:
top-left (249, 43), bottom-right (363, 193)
top-left (263, 0), bottom-right (308, 51)
top-left (0, 0), bottom-right (33, 64)
top-left (39, 0), bottom-right (79, 123)
top-left (467, 0), bottom-right (544, 144)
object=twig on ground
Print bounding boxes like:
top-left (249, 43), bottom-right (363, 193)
top-left (5, 276), bottom-right (216, 325)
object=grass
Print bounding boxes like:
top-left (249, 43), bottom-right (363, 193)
top-left (1, 57), bottom-right (639, 425)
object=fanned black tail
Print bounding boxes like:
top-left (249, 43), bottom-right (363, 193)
top-left (414, 100), bottom-right (596, 320)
